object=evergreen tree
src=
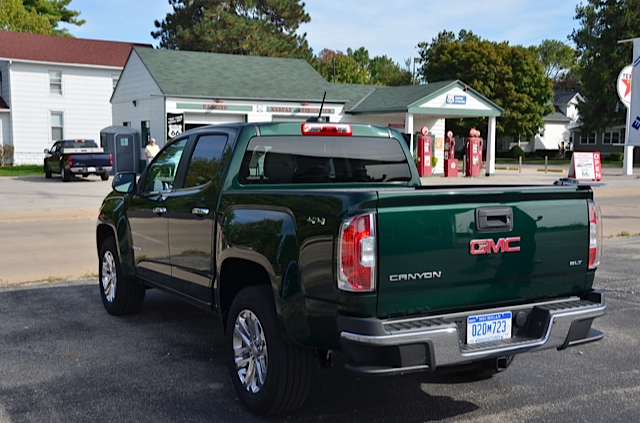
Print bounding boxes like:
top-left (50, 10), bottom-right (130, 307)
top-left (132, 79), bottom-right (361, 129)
top-left (22, 0), bottom-right (84, 36)
top-left (152, 0), bottom-right (312, 59)
top-left (0, 0), bottom-right (82, 35)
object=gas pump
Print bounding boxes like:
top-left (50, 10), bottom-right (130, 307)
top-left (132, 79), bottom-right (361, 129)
top-left (464, 128), bottom-right (483, 177)
top-left (444, 130), bottom-right (458, 177)
top-left (416, 126), bottom-right (432, 177)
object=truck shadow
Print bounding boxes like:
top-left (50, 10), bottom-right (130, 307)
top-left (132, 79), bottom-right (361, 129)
top-left (0, 282), bottom-right (480, 423)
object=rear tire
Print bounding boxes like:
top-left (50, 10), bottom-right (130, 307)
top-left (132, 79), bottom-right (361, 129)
top-left (61, 163), bottom-right (70, 182)
top-left (99, 237), bottom-right (145, 315)
top-left (226, 285), bottom-right (314, 415)
top-left (100, 171), bottom-right (109, 181)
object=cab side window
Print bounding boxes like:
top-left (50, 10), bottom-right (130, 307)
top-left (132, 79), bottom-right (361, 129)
top-left (143, 139), bottom-right (187, 192)
top-left (184, 134), bottom-right (228, 188)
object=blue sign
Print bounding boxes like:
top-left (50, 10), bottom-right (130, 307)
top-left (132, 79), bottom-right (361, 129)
top-left (446, 94), bottom-right (467, 105)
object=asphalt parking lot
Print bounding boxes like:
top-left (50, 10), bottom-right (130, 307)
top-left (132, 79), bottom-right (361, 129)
top-left (0, 167), bottom-right (639, 422)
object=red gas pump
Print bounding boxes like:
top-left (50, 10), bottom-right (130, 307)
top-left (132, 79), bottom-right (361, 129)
top-left (464, 128), bottom-right (483, 177)
top-left (417, 126), bottom-right (432, 177)
top-left (444, 130), bottom-right (458, 177)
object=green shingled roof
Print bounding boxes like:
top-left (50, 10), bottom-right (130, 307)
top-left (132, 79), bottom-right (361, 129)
top-left (133, 47), bottom-right (502, 117)
top-left (135, 47), bottom-right (334, 102)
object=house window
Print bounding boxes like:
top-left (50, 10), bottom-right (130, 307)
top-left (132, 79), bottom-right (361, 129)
top-left (49, 70), bottom-right (62, 95)
top-left (579, 132), bottom-right (596, 145)
top-left (602, 130), bottom-right (623, 145)
top-left (123, 122), bottom-right (131, 127)
top-left (51, 112), bottom-right (64, 140)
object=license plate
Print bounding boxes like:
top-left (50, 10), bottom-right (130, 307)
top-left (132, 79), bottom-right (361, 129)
top-left (467, 311), bottom-right (512, 344)
top-left (87, 167), bottom-right (96, 172)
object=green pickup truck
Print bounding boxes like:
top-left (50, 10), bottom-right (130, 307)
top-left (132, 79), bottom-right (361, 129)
top-left (96, 121), bottom-right (606, 415)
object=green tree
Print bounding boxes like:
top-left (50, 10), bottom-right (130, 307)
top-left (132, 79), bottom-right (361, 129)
top-left (22, 0), bottom-right (84, 35)
top-left (312, 47), bottom-right (411, 86)
top-left (417, 30), bottom-right (553, 138)
top-left (0, 0), bottom-right (83, 35)
top-left (152, 0), bottom-right (312, 59)
top-left (370, 55), bottom-right (412, 86)
top-left (312, 48), bottom-right (369, 84)
top-left (570, 0), bottom-right (639, 132)
top-left (0, 0), bottom-right (52, 34)
top-left (534, 39), bottom-right (577, 81)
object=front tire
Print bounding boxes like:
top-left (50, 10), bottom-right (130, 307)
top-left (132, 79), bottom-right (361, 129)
top-left (226, 285), bottom-right (314, 415)
top-left (99, 237), bottom-right (145, 315)
top-left (44, 163), bottom-right (52, 179)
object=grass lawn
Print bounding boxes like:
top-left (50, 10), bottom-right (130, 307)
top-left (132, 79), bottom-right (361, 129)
top-left (0, 165), bottom-right (43, 177)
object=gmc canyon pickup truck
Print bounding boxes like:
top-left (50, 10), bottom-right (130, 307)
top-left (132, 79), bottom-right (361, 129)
top-left (96, 121), bottom-right (606, 415)
top-left (44, 139), bottom-right (112, 182)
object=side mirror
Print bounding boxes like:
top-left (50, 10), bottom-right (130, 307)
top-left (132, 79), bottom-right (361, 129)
top-left (43, 148), bottom-right (50, 154)
top-left (112, 172), bottom-right (137, 194)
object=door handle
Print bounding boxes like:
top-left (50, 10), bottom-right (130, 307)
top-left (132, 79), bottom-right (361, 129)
top-left (153, 206), bottom-right (167, 215)
top-left (192, 207), bottom-right (210, 217)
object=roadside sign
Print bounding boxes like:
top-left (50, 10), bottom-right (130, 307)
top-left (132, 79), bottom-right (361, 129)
top-left (568, 152), bottom-right (603, 181)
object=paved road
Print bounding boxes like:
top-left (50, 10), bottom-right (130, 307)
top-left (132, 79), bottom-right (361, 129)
top-left (1, 167), bottom-right (639, 284)
top-left (0, 237), bottom-right (637, 422)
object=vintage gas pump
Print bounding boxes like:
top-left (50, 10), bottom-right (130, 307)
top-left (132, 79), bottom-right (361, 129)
top-left (416, 126), bottom-right (433, 177)
top-left (464, 128), bottom-right (483, 177)
top-left (444, 130), bottom-right (458, 177)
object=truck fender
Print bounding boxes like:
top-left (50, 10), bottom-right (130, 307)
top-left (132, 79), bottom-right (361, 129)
top-left (96, 199), bottom-right (137, 276)
top-left (219, 208), bottom-right (310, 341)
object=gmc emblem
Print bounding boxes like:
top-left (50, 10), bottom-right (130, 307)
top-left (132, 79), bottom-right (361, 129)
top-left (470, 237), bottom-right (521, 255)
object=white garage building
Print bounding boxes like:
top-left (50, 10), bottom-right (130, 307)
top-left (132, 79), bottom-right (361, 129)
top-left (113, 47), bottom-right (503, 174)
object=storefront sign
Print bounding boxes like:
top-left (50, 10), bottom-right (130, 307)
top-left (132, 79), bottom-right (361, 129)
top-left (176, 103), bottom-right (253, 112)
top-left (267, 106), bottom-right (335, 114)
top-left (167, 113), bottom-right (184, 138)
top-left (568, 152), bottom-right (602, 181)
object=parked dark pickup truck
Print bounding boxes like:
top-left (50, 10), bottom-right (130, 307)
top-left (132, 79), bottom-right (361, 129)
top-left (44, 139), bottom-right (112, 182)
top-left (96, 122), bottom-right (605, 415)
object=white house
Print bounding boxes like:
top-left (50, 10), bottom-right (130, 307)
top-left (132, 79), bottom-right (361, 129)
top-left (497, 90), bottom-right (584, 155)
top-left (0, 31), bottom-right (150, 165)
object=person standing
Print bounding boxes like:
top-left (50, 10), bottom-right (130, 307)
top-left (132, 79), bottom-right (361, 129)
top-left (145, 138), bottom-right (160, 163)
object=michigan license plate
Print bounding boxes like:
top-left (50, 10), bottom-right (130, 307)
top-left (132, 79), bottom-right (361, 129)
top-left (467, 312), bottom-right (512, 344)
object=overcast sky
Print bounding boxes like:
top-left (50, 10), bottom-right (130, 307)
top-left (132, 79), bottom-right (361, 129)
top-left (64, 0), bottom-right (579, 65)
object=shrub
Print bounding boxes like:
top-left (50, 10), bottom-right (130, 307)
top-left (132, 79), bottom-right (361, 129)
top-left (609, 152), bottom-right (623, 162)
top-left (510, 145), bottom-right (526, 159)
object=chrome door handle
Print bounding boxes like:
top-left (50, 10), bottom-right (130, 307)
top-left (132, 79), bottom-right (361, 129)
top-left (153, 206), bottom-right (167, 215)
top-left (192, 207), bottom-right (210, 217)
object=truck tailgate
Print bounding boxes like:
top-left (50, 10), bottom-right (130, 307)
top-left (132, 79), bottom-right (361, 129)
top-left (70, 153), bottom-right (110, 167)
top-left (375, 186), bottom-right (593, 318)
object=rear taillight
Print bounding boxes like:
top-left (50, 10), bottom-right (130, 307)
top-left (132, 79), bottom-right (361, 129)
top-left (68, 156), bottom-right (73, 167)
top-left (109, 153), bottom-right (113, 166)
top-left (588, 200), bottom-right (602, 270)
top-left (337, 213), bottom-right (376, 292)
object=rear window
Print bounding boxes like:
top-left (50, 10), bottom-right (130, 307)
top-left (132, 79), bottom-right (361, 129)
top-left (62, 140), bottom-right (98, 149)
top-left (240, 136), bottom-right (411, 184)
